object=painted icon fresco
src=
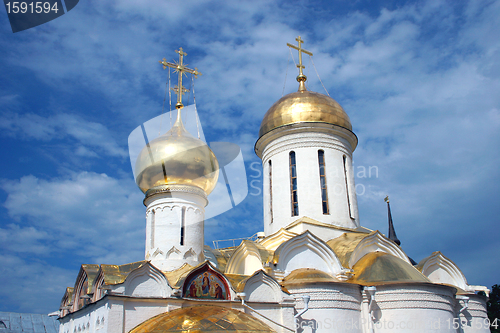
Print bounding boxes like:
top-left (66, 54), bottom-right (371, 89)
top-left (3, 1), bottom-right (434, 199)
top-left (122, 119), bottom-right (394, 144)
top-left (183, 265), bottom-right (229, 300)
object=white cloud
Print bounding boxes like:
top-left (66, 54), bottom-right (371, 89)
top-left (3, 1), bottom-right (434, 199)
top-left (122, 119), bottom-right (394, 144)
top-left (0, 224), bottom-right (51, 255)
top-left (1, 172), bottom-right (144, 263)
top-left (0, 112), bottom-right (127, 158)
top-left (0, 253), bottom-right (75, 313)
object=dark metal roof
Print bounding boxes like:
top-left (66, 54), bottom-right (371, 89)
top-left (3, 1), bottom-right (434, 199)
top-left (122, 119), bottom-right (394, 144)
top-left (386, 199), bottom-right (401, 246)
top-left (0, 312), bottom-right (59, 333)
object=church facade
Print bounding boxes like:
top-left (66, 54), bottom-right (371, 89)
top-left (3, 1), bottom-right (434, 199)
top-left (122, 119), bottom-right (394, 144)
top-left (57, 39), bottom-right (490, 333)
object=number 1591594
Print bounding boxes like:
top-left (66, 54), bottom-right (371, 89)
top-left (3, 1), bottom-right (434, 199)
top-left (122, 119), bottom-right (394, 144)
top-left (5, 2), bottom-right (59, 14)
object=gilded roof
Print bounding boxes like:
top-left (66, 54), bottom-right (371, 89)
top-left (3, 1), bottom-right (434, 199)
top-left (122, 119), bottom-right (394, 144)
top-left (327, 232), bottom-right (372, 268)
top-left (163, 263), bottom-right (196, 289)
top-left (64, 287), bottom-right (74, 304)
top-left (349, 252), bottom-right (430, 286)
top-left (225, 274), bottom-right (251, 293)
top-left (81, 264), bottom-right (100, 294)
top-left (128, 305), bottom-right (275, 333)
top-left (258, 228), bottom-right (298, 252)
top-left (213, 247), bottom-right (237, 272)
top-left (258, 91), bottom-right (352, 138)
top-left (100, 261), bottom-right (148, 285)
top-left (240, 240), bottom-right (273, 265)
top-left (282, 268), bottom-right (338, 285)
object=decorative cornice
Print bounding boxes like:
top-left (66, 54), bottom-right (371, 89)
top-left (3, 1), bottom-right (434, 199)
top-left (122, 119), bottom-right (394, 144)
top-left (255, 122), bottom-right (357, 158)
top-left (260, 131), bottom-right (353, 163)
top-left (291, 287), bottom-right (362, 310)
top-left (373, 286), bottom-right (456, 312)
top-left (458, 298), bottom-right (488, 317)
top-left (417, 251), bottom-right (471, 292)
top-left (348, 230), bottom-right (411, 268)
top-left (144, 185), bottom-right (207, 203)
top-left (273, 231), bottom-right (343, 275)
top-left (147, 204), bottom-right (202, 215)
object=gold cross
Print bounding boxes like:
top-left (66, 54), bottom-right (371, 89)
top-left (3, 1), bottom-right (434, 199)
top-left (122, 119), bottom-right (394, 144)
top-left (159, 47), bottom-right (202, 109)
top-left (287, 36), bottom-right (313, 91)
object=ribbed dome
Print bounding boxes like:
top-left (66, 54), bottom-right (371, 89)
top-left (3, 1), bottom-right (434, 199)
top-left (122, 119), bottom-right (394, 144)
top-left (258, 90), bottom-right (352, 138)
top-left (134, 112), bottom-right (219, 194)
top-left (129, 305), bottom-right (275, 333)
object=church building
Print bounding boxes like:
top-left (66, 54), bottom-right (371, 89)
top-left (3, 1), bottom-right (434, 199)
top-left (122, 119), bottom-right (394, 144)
top-left (56, 38), bottom-right (490, 333)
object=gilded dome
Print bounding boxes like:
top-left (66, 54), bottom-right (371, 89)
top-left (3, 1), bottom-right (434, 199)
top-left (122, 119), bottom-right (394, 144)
top-left (129, 305), bottom-right (275, 333)
top-left (258, 90), bottom-right (352, 138)
top-left (134, 112), bottom-right (219, 194)
top-left (282, 268), bottom-right (339, 285)
top-left (349, 252), bottom-right (430, 286)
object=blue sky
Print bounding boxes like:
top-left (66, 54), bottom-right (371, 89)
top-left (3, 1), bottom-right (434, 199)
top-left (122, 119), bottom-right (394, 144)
top-left (0, 0), bottom-right (499, 314)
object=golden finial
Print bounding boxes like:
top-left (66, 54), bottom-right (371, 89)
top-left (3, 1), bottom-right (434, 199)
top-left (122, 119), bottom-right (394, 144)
top-left (384, 196), bottom-right (389, 203)
top-left (287, 36), bottom-right (313, 92)
top-left (159, 47), bottom-right (202, 109)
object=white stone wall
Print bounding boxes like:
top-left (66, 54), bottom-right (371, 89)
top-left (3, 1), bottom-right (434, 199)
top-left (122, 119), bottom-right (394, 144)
top-left (144, 190), bottom-right (206, 271)
top-left (366, 284), bottom-right (457, 333)
top-left (59, 284), bottom-right (490, 333)
top-left (260, 125), bottom-right (359, 235)
top-left (287, 283), bottom-right (363, 333)
top-left (457, 294), bottom-right (490, 333)
top-left (59, 301), bottom-right (109, 333)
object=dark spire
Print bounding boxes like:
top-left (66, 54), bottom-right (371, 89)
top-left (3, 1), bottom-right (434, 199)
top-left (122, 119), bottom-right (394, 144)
top-left (384, 196), bottom-right (401, 246)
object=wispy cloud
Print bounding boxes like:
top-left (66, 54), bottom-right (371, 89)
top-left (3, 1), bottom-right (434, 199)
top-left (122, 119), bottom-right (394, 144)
top-left (1, 172), bottom-right (144, 263)
top-left (0, 253), bottom-right (75, 313)
top-left (0, 112), bottom-right (127, 158)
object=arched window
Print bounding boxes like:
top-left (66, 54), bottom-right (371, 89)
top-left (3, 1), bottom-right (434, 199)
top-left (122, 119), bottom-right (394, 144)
top-left (318, 150), bottom-right (329, 214)
top-left (180, 207), bottom-right (186, 246)
top-left (269, 160), bottom-right (273, 223)
top-left (289, 151), bottom-right (299, 216)
top-left (343, 155), bottom-right (353, 218)
top-left (150, 209), bottom-right (155, 248)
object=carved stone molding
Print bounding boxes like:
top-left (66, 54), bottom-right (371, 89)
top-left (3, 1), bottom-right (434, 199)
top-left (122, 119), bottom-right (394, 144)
top-left (374, 287), bottom-right (455, 312)
top-left (459, 299), bottom-right (488, 317)
top-left (255, 122), bottom-right (357, 158)
top-left (148, 204), bottom-right (202, 215)
top-left (290, 287), bottom-right (362, 311)
top-left (144, 185), bottom-right (207, 201)
top-left (262, 132), bottom-right (353, 162)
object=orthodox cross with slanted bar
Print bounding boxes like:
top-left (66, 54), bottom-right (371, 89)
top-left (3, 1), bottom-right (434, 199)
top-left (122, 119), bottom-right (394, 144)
top-left (287, 36), bottom-right (313, 91)
top-left (159, 48), bottom-right (201, 109)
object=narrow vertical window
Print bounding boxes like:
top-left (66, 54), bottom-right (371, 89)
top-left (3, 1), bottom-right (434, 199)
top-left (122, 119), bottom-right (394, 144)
top-left (289, 151), bottom-right (299, 216)
top-left (150, 209), bottom-right (155, 248)
top-left (318, 150), bottom-right (329, 214)
top-left (343, 155), bottom-right (353, 218)
top-left (180, 207), bottom-right (186, 246)
top-left (269, 160), bottom-right (273, 223)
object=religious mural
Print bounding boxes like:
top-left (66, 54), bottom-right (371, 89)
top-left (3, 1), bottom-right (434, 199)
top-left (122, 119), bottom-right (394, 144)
top-left (183, 264), bottom-right (229, 300)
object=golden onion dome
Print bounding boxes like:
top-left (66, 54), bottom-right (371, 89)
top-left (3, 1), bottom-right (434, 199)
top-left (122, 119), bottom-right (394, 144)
top-left (258, 90), bottom-right (352, 138)
top-left (134, 111), bottom-right (219, 194)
